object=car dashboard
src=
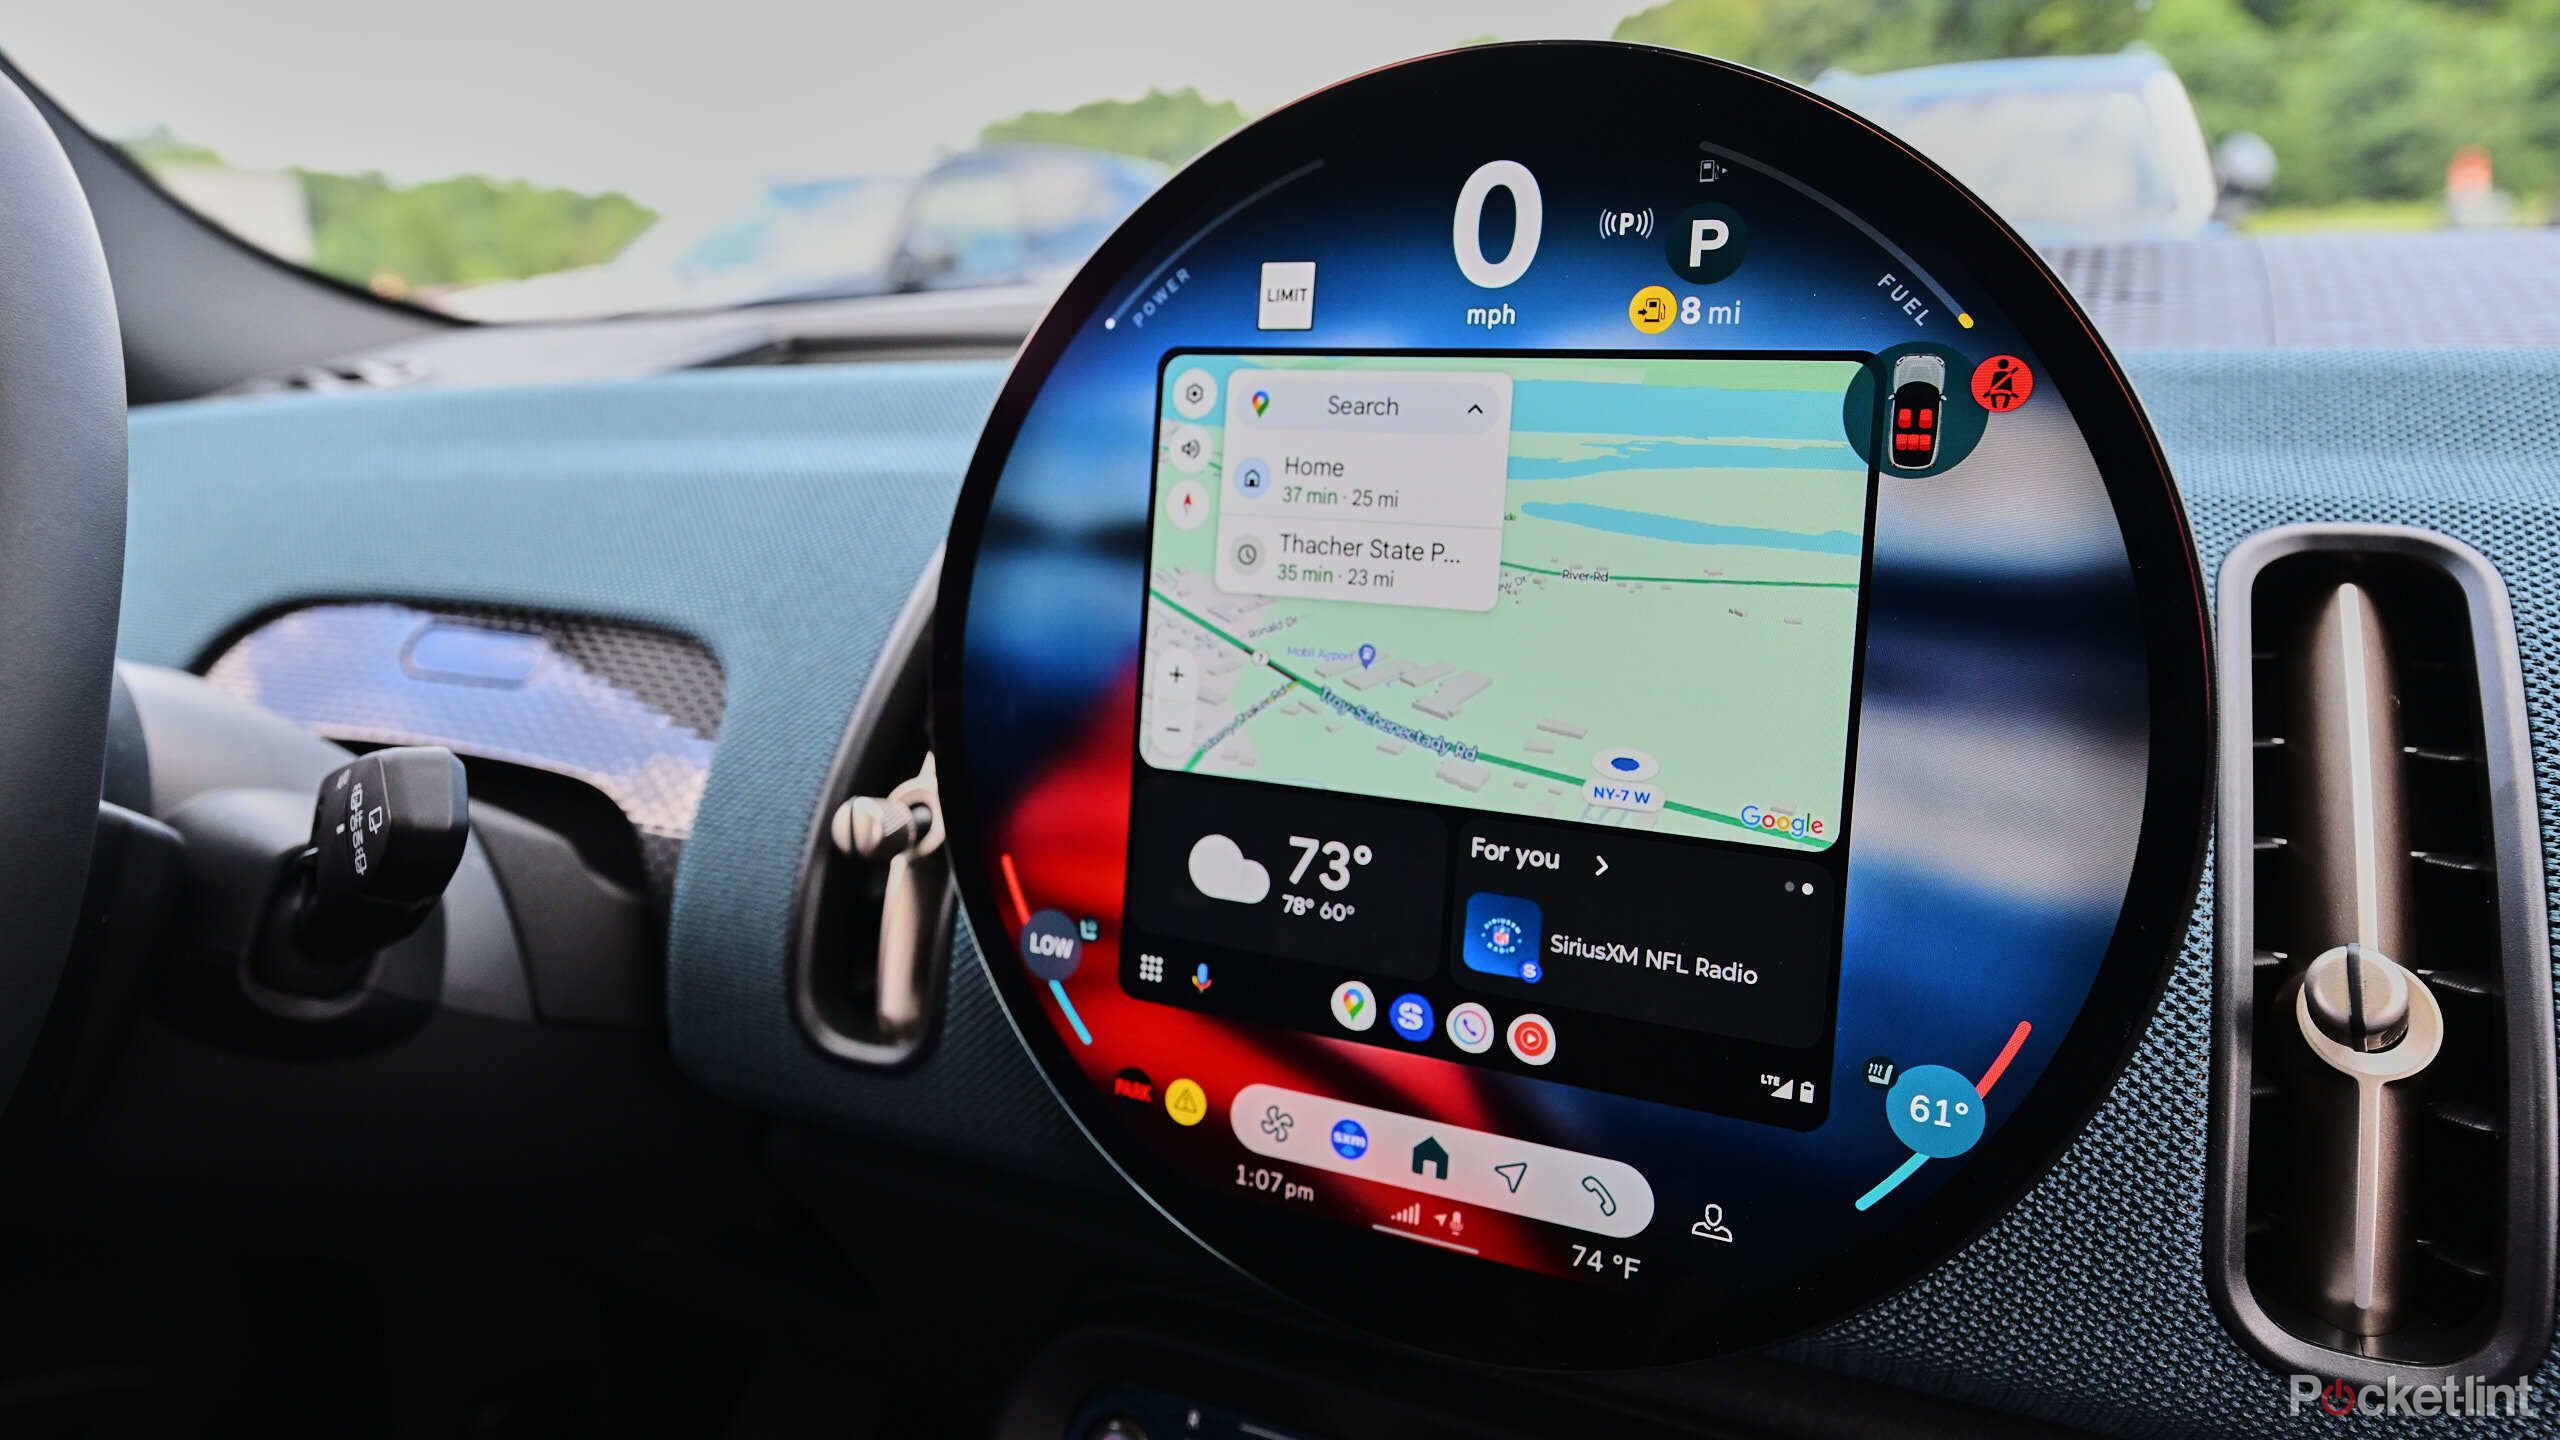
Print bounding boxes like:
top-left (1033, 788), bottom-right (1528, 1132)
top-left (96, 325), bottom-right (2557, 1436)
top-left (30, 41), bottom-right (2560, 1440)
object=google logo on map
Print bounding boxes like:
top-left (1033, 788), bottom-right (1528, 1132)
top-left (1738, 804), bottom-right (1826, 840)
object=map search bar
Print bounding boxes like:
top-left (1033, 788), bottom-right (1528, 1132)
top-left (1227, 372), bottom-right (1507, 437)
top-left (1215, 368), bottom-right (1512, 613)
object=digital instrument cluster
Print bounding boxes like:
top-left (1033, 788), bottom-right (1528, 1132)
top-left (936, 42), bottom-right (2209, 1364)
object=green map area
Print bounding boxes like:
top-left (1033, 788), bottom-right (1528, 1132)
top-left (1142, 353), bottom-right (1872, 852)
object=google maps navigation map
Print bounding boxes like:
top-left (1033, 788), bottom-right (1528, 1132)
top-left (1141, 352), bottom-right (1874, 851)
top-left (1119, 350), bottom-right (1879, 1117)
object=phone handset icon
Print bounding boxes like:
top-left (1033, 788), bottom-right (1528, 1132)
top-left (1580, 1174), bottom-right (1618, 1218)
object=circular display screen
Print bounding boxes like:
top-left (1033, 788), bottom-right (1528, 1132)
top-left (935, 42), bottom-right (2208, 1365)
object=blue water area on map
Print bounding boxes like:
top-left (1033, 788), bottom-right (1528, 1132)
top-left (1516, 502), bottom-right (1865, 554)
top-left (1509, 438), bottom-right (1861, 480)
top-left (1509, 376), bottom-right (1849, 439)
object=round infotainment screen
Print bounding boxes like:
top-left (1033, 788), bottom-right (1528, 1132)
top-left (935, 41), bottom-right (2208, 1365)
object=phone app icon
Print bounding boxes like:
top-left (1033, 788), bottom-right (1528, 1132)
top-left (1330, 979), bottom-right (1378, 1032)
top-left (1445, 1001), bottom-right (1496, 1054)
top-left (1462, 893), bottom-right (1544, 983)
top-left (1388, 992), bottom-right (1435, 1043)
top-left (1506, 1013), bottom-right (1557, 1066)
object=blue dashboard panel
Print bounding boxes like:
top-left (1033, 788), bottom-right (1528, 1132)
top-left (119, 349), bottom-right (2560, 1434)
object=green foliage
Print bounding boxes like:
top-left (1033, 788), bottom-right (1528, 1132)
top-left (121, 123), bottom-right (221, 169)
top-left (979, 87), bottom-right (1249, 168)
top-left (1615, 0), bottom-right (2141, 83)
top-left (295, 170), bottom-right (655, 293)
top-left (130, 123), bottom-right (658, 296)
top-left (1614, 0), bottom-right (2560, 207)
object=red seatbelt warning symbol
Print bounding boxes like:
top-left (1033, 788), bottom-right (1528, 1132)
top-left (1970, 355), bottom-right (2033, 412)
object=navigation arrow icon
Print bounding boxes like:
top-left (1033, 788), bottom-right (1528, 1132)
top-left (1494, 1161), bottom-right (1528, 1193)
top-left (1594, 854), bottom-right (1609, 877)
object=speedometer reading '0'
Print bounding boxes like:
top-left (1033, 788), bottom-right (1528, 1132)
top-left (1451, 160), bottom-right (1543, 289)
top-left (938, 40), bottom-right (2208, 1366)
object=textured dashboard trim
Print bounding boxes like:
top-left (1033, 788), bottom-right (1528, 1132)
top-left (201, 600), bottom-right (722, 897)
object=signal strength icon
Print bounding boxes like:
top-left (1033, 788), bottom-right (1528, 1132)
top-left (1389, 1201), bottom-right (1422, 1226)
top-left (1597, 207), bottom-right (1656, 240)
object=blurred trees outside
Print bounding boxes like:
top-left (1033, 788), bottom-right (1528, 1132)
top-left (298, 172), bottom-right (654, 298)
top-left (979, 87), bottom-right (1250, 168)
top-left (127, 126), bottom-right (655, 299)
top-left (1615, 0), bottom-right (2560, 212)
top-left (122, 0), bottom-right (2559, 296)
top-left (982, 2), bottom-right (2560, 220)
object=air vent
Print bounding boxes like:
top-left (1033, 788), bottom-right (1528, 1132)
top-left (790, 556), bottom-right (951, 1068)
top-left (2210, 525), bottom-right (2555, 1384)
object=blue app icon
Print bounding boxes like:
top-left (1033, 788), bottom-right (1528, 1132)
top-left (1461, 893), bottom-right (1545, 982)
top-left (1388, 992), bottom-right (1435, 1042)
top-left (1330, 1119), bottom-right (1369, 1159)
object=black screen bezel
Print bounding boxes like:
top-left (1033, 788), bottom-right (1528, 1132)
top-left (931, 40), bottom-right (2211, 1367)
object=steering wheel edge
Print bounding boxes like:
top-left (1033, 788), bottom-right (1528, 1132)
top-left (0, 69), bottom-right (126, 1108)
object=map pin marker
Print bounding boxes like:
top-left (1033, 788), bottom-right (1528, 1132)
top-left (1357, 643), bottom-right (1377, 669)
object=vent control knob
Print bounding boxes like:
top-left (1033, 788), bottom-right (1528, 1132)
top-left (2303, 944), bottom-right (2413, 1053)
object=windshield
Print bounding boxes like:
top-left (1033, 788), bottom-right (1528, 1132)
top-left (1812, 57), bottom-right (2221, 241)
top-left (10, 1), bottom-right (2551, 320)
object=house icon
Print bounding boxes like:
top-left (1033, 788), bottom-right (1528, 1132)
top-left (1410, 1136), bottom-right (1450, 1180)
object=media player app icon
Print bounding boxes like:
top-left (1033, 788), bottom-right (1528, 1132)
top-left (1461, 893), bottom-right (1544, 983)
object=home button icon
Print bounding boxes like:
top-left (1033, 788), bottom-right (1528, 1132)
top-left (1411, 1136), bottom-right (1450, 1180)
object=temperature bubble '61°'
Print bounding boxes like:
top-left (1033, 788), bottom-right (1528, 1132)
top-left (1885, 1064), bottom-right (1986, 1159)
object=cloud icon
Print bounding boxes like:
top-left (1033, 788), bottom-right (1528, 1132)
top-left (1187, 832), bottom-right (1270, 905)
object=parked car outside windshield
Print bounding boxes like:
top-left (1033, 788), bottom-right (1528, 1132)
top-left (1811, 51), bottom-right (2221, 245)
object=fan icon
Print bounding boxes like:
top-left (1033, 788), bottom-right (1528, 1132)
top-left (1259, 1105), bottom-right (1295, 1142)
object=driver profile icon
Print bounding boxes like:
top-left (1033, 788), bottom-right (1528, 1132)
top-left (1691, 1203), bottom-right (1736, 1243)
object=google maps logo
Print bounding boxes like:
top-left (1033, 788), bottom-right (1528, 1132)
top-left (1739, 804), bottom-right (1826, 840)
top-left (1250, 389), bottom-right (1271, 417)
